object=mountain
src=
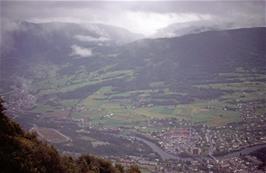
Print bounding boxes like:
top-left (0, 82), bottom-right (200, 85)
top-left (109, 28), bottom-right (265, 89)
top-left (0, 21), bottom-right (143, 85)
top-left (119, 27), bottom-right (266, 73)
top-left (1, 23), bottom-right (266, 103)
top-left (153, 21), bottom-right (264, 38)
top-left (1, 26), bottom-right (265, 162)
top-left (1, 21), bottom-right (143, 62)
top-left (153, 21), bottom-right (222, 38)
top-left (0, 99), bottom-right (141, 173)
top-left (1, 26), bottom-right (265, 104)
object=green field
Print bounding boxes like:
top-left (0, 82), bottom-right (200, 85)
top-left (27, 65), bottom-right (266, 129)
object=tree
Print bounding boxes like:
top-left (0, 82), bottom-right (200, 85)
top-left (127, 165), bottom-right (141, 173)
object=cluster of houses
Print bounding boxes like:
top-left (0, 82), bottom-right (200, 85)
top-left (140, 101), bottom-right (266, 158)
top-left (2, 85), bottom-right (266, 172)
top-left (2, 86), bottom-right (36, 113)
top-left (128, 101), bottom-right (266, 172)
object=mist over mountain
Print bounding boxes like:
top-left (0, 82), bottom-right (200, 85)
top-left (1, 21), bottom-right (143, 59)
top-left (1, 1), bottom-right (266, 172)
top-left (1, 22), bottom-right (265, 105)
top-left (1, 19), bottom-right (266, 172)
top-left (0, 21), bottom-right (143, 82)
top-left (153, 20), bottom-right (266, 38)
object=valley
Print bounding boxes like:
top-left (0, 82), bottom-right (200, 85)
top-left (1, 23), bottom-right (266, 172)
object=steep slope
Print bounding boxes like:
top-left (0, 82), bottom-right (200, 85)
top-left (0, 99), bottom-right (141, 173)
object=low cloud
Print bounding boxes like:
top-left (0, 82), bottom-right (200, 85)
top-left (1, 1), bottom-right (265, 36)
top-left (70, 45), bottom-right (92, 57)
top-left (123, 11), bottom-right (212, 35)
top-left (0, 18), bottom-right (21, 54)
top-left (74, 35), bottom-right (110, 42)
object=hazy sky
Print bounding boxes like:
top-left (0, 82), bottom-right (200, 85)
top-left (1, 1), bottom-right (265, 36)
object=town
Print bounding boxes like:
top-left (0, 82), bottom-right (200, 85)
top-left (4, 90), bottom-right (266, 172)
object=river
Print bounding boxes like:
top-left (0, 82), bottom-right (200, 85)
top-left (132, 136), bottom-right (266, 161)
